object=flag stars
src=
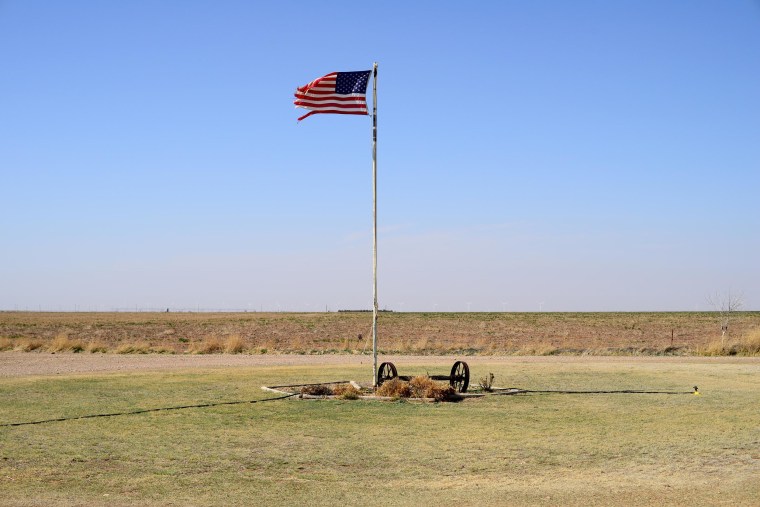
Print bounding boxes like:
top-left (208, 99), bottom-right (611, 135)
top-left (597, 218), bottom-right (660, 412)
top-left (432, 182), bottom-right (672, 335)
top-left (335, 71), bottom-right (371, 94)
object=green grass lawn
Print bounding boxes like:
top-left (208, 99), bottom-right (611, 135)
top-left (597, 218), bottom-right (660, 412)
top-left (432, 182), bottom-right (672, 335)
top-left (1, 359), bottom-right (759, 506)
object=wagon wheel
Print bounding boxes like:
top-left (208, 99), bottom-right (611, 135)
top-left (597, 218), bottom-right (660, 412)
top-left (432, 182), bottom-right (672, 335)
top-left (449, 361), bottom-right (470, 393)
top-left (377, 362), bottom-right (398, 386)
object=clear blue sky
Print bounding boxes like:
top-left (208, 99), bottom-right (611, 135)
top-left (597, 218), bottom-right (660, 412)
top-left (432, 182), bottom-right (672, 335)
top-left (2, 1), bottom-right (759, 312)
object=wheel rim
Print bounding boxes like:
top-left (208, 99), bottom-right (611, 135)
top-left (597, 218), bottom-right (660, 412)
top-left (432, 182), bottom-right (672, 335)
top-left (377, 362), bottom-right (398, 386)
top-left (449, 361), bottom-right (470, 393)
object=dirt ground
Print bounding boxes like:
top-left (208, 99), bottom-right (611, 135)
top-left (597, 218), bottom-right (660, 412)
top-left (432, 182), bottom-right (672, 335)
top-left (3, 311), bottom-right (760, 356)
top-left (2, 351), bottom-right (756, 378)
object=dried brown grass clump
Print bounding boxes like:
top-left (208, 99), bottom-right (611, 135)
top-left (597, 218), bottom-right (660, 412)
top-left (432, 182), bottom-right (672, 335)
top-left (115, 342), bottom-right (152, 354)
top-left (332, 383), bottom-right (362, 400)
top-left (517, 342), bottom-right (559, 356)
top-left (738, 328), bottom-right (760, 355)
top-left (86, 341), bottom-right (109, 353)
top-left (149, 345), bottom-right (175, 354)
top-left (375, 378), bottom-right (412, 398)
top-left (300, 384), bottom-right (333, 396)
top-left (224, 334), bottom-right (246, 354)
top-left (0, 337), bottom-right (13, 351)
top-left (411, 336), bottom-right (430, 353)
top-left (288, 336), bottom-right (307, 353)
top-left (189, 336), bottom-right (224, 354)
top-left (48, 334), bottom-right (85, 353)
top-left (698, 340), bottom-right (728, 356)
top-left (473, 337), bottom-right (497, 354)
top-left (697, 328), bottom-right (760, 356)
top-left (16, 339), bottom-right (44, 352)
top-left (375, 376), bottom-right (455, 401)
top-left (408, 376), bottom-right (455, 401)
top-left (112, 342), bottom-right (174, 354)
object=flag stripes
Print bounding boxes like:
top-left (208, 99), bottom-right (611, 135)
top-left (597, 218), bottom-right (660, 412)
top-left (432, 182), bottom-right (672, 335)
top-left (294, 70), bottom-right (371, 121)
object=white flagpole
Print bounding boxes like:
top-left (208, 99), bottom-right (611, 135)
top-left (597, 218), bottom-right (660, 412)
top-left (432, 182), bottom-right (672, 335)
top-left (372, 62), bottom-right (379, 387)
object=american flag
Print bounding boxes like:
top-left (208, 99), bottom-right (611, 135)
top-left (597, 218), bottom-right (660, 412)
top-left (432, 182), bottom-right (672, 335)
top-left (294, 70), bottom-right (371, 121)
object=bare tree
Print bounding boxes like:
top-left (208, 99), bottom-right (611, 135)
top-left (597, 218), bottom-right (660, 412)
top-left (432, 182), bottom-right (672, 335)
top-left (706, 290), bottom-right (744, 346)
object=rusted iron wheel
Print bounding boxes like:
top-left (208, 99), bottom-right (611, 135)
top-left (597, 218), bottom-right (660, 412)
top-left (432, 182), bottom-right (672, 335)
top-left (450, 361), bottom-right (470, 393)
top-left (377, 362), bottom-right (398, 386)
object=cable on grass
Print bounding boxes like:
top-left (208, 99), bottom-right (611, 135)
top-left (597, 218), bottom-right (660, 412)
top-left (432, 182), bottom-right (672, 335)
top-left (2, 387), bottom-right (702, 427)
top-left (493, 386), bottom-right (701, 396)
top-left (0, 392), bottom-right (299, 428)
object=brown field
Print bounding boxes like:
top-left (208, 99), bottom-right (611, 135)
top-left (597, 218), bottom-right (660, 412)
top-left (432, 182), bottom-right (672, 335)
top-left (1, 310), bottom-right (759, 356)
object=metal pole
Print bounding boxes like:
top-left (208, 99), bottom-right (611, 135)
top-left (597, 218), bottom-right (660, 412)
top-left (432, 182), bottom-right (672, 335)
top-left (372, 62), bottom-right (379, 387)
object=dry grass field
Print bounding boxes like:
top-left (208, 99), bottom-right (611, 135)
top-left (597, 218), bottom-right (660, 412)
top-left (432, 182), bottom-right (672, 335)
top-left (1, 311), bottom-right (759, 356)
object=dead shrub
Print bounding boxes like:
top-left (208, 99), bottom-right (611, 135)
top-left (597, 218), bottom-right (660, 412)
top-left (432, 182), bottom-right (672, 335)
top-left (375, 378), bottom-right (411, 398)
top-left (375, 377), bottom-right (454, 400)
top-left (189, 336), bottom-right (223, 354)
top-left (224, 334), bottom-right (245, 354)
top-left (478, 372), bottom-right (495, 391)
top-left (332, 383), bottom-right (361, 400)
top-left (0, 337), bottom-right (13, 351)
top-left (409, 376), bottom-right (455, 401)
